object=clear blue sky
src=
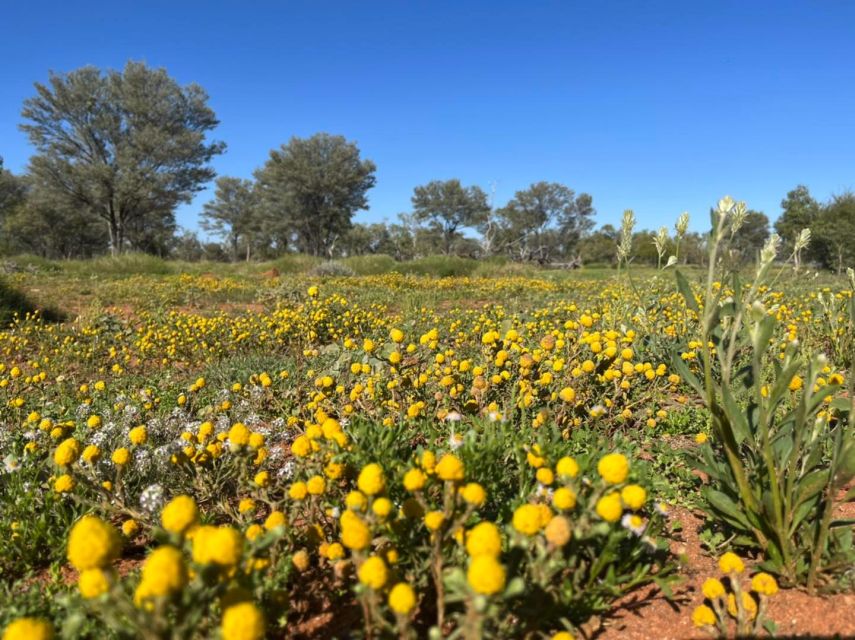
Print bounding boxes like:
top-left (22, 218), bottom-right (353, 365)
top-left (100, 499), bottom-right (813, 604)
top-left (1, 1), bottom-right (853, 234)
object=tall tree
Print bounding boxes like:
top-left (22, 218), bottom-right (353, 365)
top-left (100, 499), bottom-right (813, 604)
top-left (813, 193), bottom-right (855, 273)
top-left (730, 210), bottom-right (770, 262)
top-left (775, 186), bottom-right (820, 257)
top-left (0, 158), bottom-right (27, 224)
top-left (20, 62), bottom-right (225, 255)
top-left (411, 179), bottom-right (489, 255)
top-left (255, 134), bottom-right (376, 257)
top-left (496, 182), bottom-right (594, 262)
top-left (200, 177), bottom-right (260, 261)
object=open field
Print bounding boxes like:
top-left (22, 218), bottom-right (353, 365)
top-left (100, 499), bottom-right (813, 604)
top-left (0, 254), bottom-right (853, 639)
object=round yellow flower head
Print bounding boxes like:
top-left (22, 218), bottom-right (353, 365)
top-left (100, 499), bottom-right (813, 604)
top-left (751, 572), bottom-right (778, 596)
top-left (403, 468), bottom-right (426, 491)
top-left (466, 521), bottom-right (502, 558)
top-left (595, 492), bottom-right (623, 523)
top-left (552, 487), bottom-right (577, 511)
top-left (141, 545), bottom-right (186, 596)
top-left (129, 426), bottom-right (147, 445)
top-left (512, 504), bottom-right (544, 536)
top-left (221, 602), bottom-right (265, 640)
top-left (536, 467), bottom-right (555, 486)
top-left (718, 551), bottom-right (744, 574)
top-left (238, 498), bottom-right (256, 514)
top-left (435, 453), bottom-right (465, 482)
top-left (691, 604), bottom-right (716, 628)
top-left (357, 463), bottom-right (386, 496)
top-left (292, 549), bottom-right (310, 572)
top-left (87, 415), bottom-right (102, 429)
top-left (228, 423), bottom-right (250, 447)
top-left (53, 437), bottom-right (80, 467)
top-left (345, 490), bottom-right (368, 511)
top-left (620, 484), bottom-right (647, 511)
top-left (325, 542), bottom-right (345, 560)
top-left (289, 482), bottom-right (308, 500)
top-left (555, 456), bottom-right (580, 478)
top-left (702, 577), bottom-right (726, 600)
top-left (467, 555), bottom-right (506, 595)
top-left (597, 453), bottom-right (629, 484)
top-left (111, 447), bottom-right (130, 466)
top-left (161, 495), bottom-right (198, 536)
top-left (340, 511), bottom-right (371, 550)
top-left (307, 475), bottom-right (326, 495)
top-left (264, 511), bottom-right (287, 531)
top-left (552, 633), bottom-right (574, 640)
top-left (307, 285), bottom-right (319, 297)
top-left (388, 582), bottom-right (416, 615)
top-left (358, 555), bottom-right (388, 590)
top-left (54, 474), bottom-right (75, 493)
top-left (461, 482), bottom-right (486, 506)
top-left (67, 515), bottom-right (121, 571)
top-left (424, 510), bottom-right (445, 531)
top-left (78, 568), bottom-right (111, 599)
top-left (122, 519), bottom-right (139, 537)
top-left (192, 525), bottom-right (243, 566)
top-left (372, 497), bottom-right (393, 518)
top-left (2, 618), bottom-right (54, 640)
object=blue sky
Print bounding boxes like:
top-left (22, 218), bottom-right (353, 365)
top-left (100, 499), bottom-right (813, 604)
top-left (1, 1), bottom-right (853, 235)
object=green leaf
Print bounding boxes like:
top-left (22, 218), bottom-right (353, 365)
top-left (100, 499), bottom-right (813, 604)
top-left (704, 489), bottom-right (751, 530)
top-left (675, 270), bottom-right (699, 313)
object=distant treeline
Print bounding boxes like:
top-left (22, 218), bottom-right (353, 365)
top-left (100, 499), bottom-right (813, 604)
top-left (1, 62), bottom-right (853, 270)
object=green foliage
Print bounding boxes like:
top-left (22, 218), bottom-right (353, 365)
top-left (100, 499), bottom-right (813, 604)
top-left (255, 133), bottom-right (376, 257)
top-left (411, 179), bottom-right (490, 255)
top-left (673, 197), bottom-right (855, 589)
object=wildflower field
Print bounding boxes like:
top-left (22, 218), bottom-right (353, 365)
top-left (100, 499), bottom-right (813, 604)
top-left (1, 205), bottom-right (854, 639)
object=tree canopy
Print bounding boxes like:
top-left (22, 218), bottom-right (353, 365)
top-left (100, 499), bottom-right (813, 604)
top-left (20, 61), bottom-right (225, 254)
top-left (255, 134), bottom-right (376, 257)
top-left (411, 179), bottom-right (490, 255)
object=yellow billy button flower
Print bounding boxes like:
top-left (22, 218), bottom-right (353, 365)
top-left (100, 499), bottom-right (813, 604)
top-left (536, 467), bottom-right (554, 485)
top-left (372, 497), bottom-right (393, 519)
top-left (67, 515), bottom-right (121, 571)
top-left (751, 572), bottom-right (778, 596)
top-left (695, 433), bottom-right (708, 444)
top-left (702, 577), bottom-right (726, 599)
top-left (238, 498), bottom-right (256, 514)
top-left (307, 285), bottom-right (319, 297)
top-left (595, 492), bottom-right (623, 523)
top-left (289, 482), bottom-right (308, 500)
top-left (340, 511), bottom-right (371, 550)
top-left (53, 437), bottom-right (80, 467)
top-left (555, 456), bottom-right (579, 478)
top-left (552, 487), bottom-right (577, 511)
top-left (461, 482), bottom-right (486, 506)
top-left (388, 582), bottom-right (416, 615)
top-left (692, 604), bottom-right (716, 627)
top-left (552, 633), bottom-right (575, 640)
top-left (161, 495), bottom-right (198, 536)
top-left (358, 556), bottom-right (388, 589)
top-left (111, 447), bottom-right (130, 466)
top-left (140, 546), bottom-right (186, 597)
top-left (122, 519), bottom-right (139, 537)
top-left (424, 510), bottom-right (445, 531)
top-left (597, 452), bottom-right (629, 484)
top-left (221, 602), bottom-right (265, 640)
top-left (51, 471), bottom-right (75, 493)
top-left (192, 525), bottom-right (243, 566)
top-left (403, 468), bottom-right (426, 491)
top-left (264, 511), bottom-right (287, 531)
top-left (718, 551), bottom-right (744, 574)
top-left (78, 568), bottom-right (111, 599)
top-left (466, 522), bottom-right (502, 557)
top-left (435, 453), bottom-right (464, 482)
top-left (2, 618), bottom-right (54, 640)
top-left (467, 555), bottom-right (506, 595)
top-left (228, 422), bottom-right (250, 447)
top-left (512, 504), bottom-right (544, 536)
top-left (357, 463), bottom-right (386, 495)
top-left (620, 484), bottom-right (647, 510)
top-left (87, 415), bottom-right (102, 429)
top-left (558, 386), bottom-right (576, 402)
top-left (129, 425), bottom-right (147, 445)
top-left (254, 470), bottom-right (269, 487)
top-left (307, 475), bottom-right (326, 495)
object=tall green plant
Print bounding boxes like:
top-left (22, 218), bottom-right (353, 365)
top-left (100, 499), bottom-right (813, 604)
top-left (672, 197), bottom-right (855, 590)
